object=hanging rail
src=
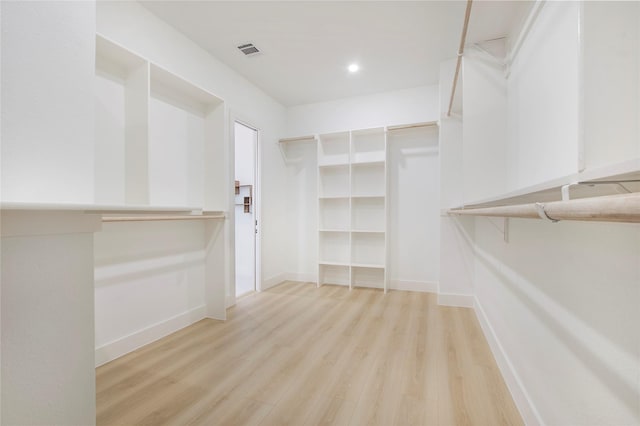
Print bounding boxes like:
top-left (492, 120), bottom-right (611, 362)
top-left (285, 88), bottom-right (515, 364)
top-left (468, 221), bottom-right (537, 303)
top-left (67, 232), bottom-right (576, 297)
top-left (278, 135), bottom-right (316, 144)
top-left (387, 121), bottom-right (438, 131)
top-left (447, 0), bottom-right (473, 117)
top-left (449, 192), bottom-right (640, 224)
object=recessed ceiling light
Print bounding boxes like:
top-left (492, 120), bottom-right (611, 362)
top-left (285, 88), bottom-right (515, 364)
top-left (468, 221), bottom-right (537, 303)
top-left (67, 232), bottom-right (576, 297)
top-left (348, 63), bottom-right (359, 73)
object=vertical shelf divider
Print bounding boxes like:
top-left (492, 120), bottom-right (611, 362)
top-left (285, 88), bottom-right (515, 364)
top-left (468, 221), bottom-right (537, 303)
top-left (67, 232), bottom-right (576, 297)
top-left (316, 133), bottom-right (321, 288)
top-left (348, 130), bottom-right (353, 291)
top-left (383, 127), bottom-right (389, 293)
top-left (125, 62), bottom-right (150, 205)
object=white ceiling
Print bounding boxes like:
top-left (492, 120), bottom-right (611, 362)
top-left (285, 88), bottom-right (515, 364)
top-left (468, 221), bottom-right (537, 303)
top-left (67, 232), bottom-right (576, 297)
top-left (140, 1), bottom-right (531, 107)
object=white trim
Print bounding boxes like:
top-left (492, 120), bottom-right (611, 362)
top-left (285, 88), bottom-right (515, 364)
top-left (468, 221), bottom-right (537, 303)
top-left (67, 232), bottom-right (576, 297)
top-left (390, 280), bottom-right (438, 293)
top-left (225, 294), bottom-right (235, 309)
top-left (262, 273), bottom-right (287, 291)
top-left (286, 272), bottom-right (317, 284)
top-left (437, 292), bottom-right (474, 307)
top-left (230, 115), bottom-right (262, 300)
top-left (473, 297), bottom-right (544, 426)
top-left (95, 305), bottom-right (207, 367)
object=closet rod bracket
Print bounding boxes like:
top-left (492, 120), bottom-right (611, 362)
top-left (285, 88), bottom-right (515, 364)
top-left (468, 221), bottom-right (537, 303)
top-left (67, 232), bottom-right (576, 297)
top-left (535, 202), bottom-right (559, 223)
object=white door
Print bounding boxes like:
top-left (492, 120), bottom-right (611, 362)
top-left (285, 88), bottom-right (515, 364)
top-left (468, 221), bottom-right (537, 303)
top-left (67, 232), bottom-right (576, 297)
top-left (234, 122), bottom-right (257, 296)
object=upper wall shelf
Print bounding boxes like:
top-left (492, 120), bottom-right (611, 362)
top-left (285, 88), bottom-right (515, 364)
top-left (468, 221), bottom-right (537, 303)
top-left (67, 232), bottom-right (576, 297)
top-left (0, 202), bottom-right (200, 212)
top-left (95, 36), bottom-right (146, 79)
top-left (455, 158), bottom-right (640, 209)
top-left (94, 33), bottom-right (226, 211)
top-left (150, 64), bottom-right (222, 115)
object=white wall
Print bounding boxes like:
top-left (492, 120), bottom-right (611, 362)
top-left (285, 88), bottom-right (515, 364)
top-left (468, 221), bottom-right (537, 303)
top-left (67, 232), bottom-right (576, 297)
top-left (462, 46), bottom-right (508, 203)
top-left (285, 85), bottom-right (438, 137)
top-left (95, 1), bottom-right (288, 363)
top-left (1, 2), bottom-right (98, 423)
top-left (507, 1), bottom-right (580, 189)
top-left (95, 71), bottom-right (126, 204)
top-left (388, 126), bottom-right (440, 291)
top-left (2, 211), bottom-right (100, 425)
top-left (474, 219), bottom-right (640, 425)
top-left (438, 58), bottom-right (475, 303)
top-left (583, 1), bottom-right (640, 170)
top-left (148, 99), bottom-right (205, 207)
top-left (282, 141), bottom-right (318, 283)
top-left (1, 1), bottom-right (95, 204)
top-left (94, 221), bottom-right (207, 365)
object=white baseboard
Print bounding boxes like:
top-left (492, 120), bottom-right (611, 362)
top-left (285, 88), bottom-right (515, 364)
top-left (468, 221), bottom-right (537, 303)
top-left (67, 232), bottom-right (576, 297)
top-left (390, 280), bottom-right (438, 293)
top-left (437, 292), bottom-right (475, 307)
top-left (286, 272), bottom-right (316, 283)
top-left (225, 294), bottom-right (235, 309)
top-left (474, 297), bottom-right (542, 426)
top-left (261, 273), bottom-right (287, 291)
top-left (95, 305), bottom-right (206, 367)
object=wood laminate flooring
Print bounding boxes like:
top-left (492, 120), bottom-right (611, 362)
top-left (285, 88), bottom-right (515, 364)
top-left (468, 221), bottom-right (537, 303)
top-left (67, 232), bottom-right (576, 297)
top-left (96, 281), bottom-right (523, 425)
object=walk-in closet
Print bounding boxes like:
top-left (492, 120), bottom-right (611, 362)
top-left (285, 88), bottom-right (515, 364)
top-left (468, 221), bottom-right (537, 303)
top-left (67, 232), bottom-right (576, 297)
top-left (1, 1), bottom-right (639, 425)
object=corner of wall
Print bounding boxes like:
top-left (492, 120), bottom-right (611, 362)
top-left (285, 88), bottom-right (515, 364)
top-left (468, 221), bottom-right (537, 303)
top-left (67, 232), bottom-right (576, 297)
top-left (473, 296), bottom-right (543, 426)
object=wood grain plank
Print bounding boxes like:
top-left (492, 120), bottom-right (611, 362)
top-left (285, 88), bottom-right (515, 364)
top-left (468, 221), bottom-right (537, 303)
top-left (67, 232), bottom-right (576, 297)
top-left (96, 281), bottom-right (523, 426)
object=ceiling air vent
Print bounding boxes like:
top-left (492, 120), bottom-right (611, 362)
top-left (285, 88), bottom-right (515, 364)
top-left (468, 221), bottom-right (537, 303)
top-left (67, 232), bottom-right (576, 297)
top-left (237, 43), bottom-right (260, 56)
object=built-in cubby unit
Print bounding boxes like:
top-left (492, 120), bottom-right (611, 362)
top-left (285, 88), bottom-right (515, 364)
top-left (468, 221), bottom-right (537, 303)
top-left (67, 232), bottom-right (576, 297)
top-left (317, 127), bottom-right (388, 291)
top-left (318, 165), bottom-right (350, 198)
top-left (351, 266), bottom-right (385, 290)
top-left (352, 163), bottom-right (386, 197)
top-left (352, 196), bottom-right (385, 232)
top-left (318, 131), bottom-right (350, 166)
top-left (318, 231), bottom-right (350, 265)
top-left (351, 232), bottom-right (385, 267)
top-left (351, 127), bottom-right (386, 164)
top-left (319, 197), bottom-right (350, 230)
top-left (94, 34), bottom-right (225, 210)
top-left (318, 264), bottom-right (350, 287)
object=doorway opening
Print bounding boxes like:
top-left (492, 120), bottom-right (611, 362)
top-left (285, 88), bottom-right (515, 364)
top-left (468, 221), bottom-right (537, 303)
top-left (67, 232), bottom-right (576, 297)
top-left (234, 121), bottom-right (258, 297)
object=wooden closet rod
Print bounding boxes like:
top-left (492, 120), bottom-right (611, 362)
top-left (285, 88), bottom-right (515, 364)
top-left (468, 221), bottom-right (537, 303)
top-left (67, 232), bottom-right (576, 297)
top-left (449, 192), bottom-right (640, 223)
top-left (447, 0), bottom-right (473, 117)
top-left (279, 135), bottom-right (316, 144)
top-left (387, 121), bottom-right (438, 131)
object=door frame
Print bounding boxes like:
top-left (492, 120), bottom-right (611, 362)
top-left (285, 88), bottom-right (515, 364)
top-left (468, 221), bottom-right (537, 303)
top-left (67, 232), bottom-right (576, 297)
top-left (229, 114), bottom-right (262, 306)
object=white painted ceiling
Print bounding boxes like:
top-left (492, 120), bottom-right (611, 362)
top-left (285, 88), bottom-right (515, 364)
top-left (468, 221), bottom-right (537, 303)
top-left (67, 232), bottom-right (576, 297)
top-left (140, 1), bottom-right (531, 107)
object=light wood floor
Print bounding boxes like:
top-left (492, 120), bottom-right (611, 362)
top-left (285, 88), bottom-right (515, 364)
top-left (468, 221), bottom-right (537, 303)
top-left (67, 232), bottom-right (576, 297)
top-left (96, 281), bottom-right (523, 425)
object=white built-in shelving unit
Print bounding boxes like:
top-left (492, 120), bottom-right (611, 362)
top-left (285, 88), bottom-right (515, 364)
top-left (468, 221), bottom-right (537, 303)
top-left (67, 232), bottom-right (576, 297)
top-left (317, 128), bottom-right (388, 292)
top-left (94, 34), bottom-right (226, 211)
top-left (92, 34), bottom-right (230, 343)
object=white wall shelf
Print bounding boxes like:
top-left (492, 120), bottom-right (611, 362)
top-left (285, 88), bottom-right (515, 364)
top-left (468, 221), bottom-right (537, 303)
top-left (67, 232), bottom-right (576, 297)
top-left (317, 127), bottom-right (388, 292)
top-left (452, 158), bottom-right (640, 210)
top-left (352, 159), bottom-right (386, 166)
top-left (352, 263), bottom-right (386, 269)
top-left (94, 33), bottom-right (226, 211)
top-left (1, 202), bottom-right (201, 213)
top-left (318, 131), bottom-right (350, 167)
top-left (318, 261), bottom-right (351, 266)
